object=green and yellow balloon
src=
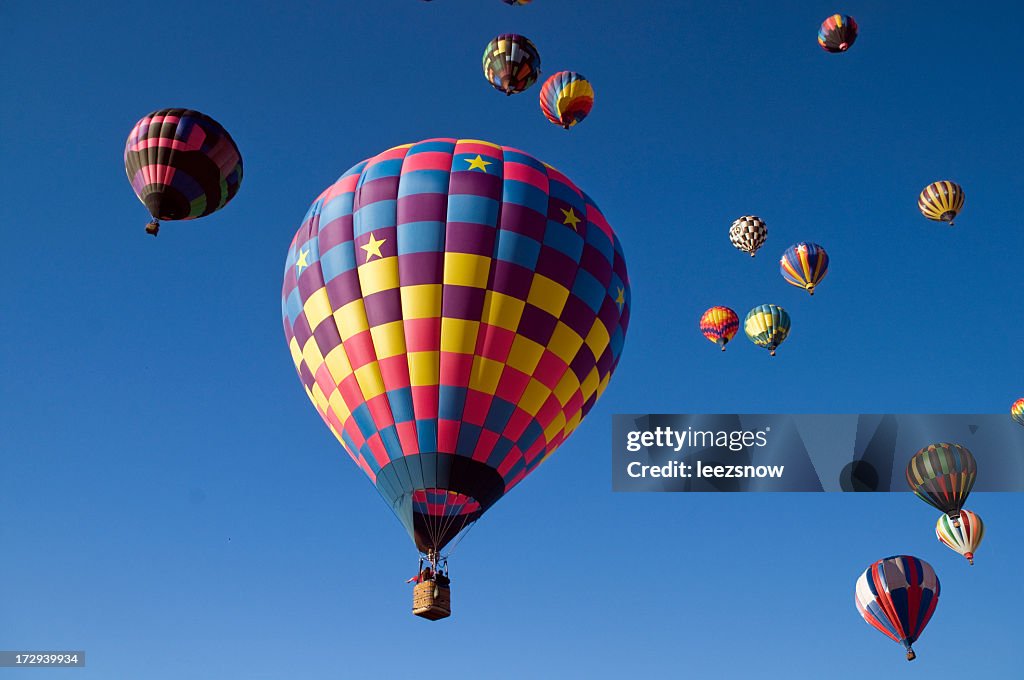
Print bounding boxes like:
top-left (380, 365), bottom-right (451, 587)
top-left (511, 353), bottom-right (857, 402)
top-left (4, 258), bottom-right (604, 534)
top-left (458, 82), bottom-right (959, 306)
top-left (744, 304), bottom-right (790, 356)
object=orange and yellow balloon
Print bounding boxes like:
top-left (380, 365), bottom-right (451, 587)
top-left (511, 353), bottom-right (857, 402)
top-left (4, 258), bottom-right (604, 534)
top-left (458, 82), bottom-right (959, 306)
top-left (1011, 398), bottom-right (1024, 427)
top-left (700, 306), bottom-right (739, 351)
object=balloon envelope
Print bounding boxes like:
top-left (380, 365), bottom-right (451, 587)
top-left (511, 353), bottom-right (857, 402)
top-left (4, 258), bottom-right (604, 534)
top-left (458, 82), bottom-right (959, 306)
top-left (1011, 398), bottom-right (1024, 426)
top-left (780, 242), bottom-right (829, 295)
top-left (700, 306), bottom-right (738, 350)
top-left (124, 108), bottom-right (243, 225)
top-left (918, 181), bottom-right (964, 225)
top-left (906, 442), bottom-right (977, 520)
top-left (483, 34), bottom-right (541, 95)
top-left (818, 14), bottom-right (858, 53)
top-left (936, 509), bottom-right (984, 565)
top-left (281, 139), bottom-right (630, 554)
top-left (855, 555), bottom-right (940, 660)
top-left (540, 71), bottom-right (594, 129)
top-left (729, 216), bottom-right (767, 257)
top-left (744, 304), bottom-right (790, 356)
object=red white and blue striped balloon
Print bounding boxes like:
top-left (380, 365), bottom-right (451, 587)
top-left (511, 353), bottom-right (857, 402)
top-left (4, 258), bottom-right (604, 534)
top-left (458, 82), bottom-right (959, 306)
top-left (855, 555), bottom-right (940, 661)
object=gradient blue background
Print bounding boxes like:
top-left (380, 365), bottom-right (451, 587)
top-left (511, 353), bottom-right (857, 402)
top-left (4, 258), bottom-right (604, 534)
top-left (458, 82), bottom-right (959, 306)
top-left (2, 1), bottom-right (1022, 677)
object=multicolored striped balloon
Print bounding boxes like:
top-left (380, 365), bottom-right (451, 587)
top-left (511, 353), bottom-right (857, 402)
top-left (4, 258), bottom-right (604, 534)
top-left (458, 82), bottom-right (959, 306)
top-left (855, 555), bottom-right (940, 661)
top-left (906, 442), bottom-right (977, 525)
top-left (780, 242), bottom-right (829, 296)
top-left (1011, 398), bottom-right (1024, 426)
top-left (918, 180), bottom-right (965, 226)
top-left (818, 14), bottom-right (858, 53)
top-left (124, 108), bottom-right (243, 236)
top-left (744, 304), bottom-right (790, 356)
top-left (936, 509), bottom-right (985, 565)
top-left (483, 34), bottom-right (541, 96)
top-left (281, 139), bottom-right (630, 556)
top-left (540, 71), bottom-right (594, 129)
top-left (700, 306), bottom-right (739, 351)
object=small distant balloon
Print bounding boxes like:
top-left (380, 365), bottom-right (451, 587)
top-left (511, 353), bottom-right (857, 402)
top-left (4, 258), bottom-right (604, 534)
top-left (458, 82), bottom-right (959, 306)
top-left (906, 442), bottom-right (977, 525)
top-left (936, 509), bottom-right (984, 565)
top-left (744, 304), bottom-right (790, 356)
top-left (918, 181), bottom-right (964, 226)
top-left (540, 71), bottom-right (593, 129)
top-left (1011, 398), bottom-right (1024, 426)
top-left (483, 34), bottom-right (541, 95)
top-left (124, 108), bottom-right (243, 236)
top-left (818, 14), bottom-right (858, 53)
top-left (729, 216), bottom-right (767, 257)
top-left (700, 306), bottom-right (739, 351)
top-left (780, 242), bottom-right (829, 296)
top-left (855, 555), bottom-right (940, 661)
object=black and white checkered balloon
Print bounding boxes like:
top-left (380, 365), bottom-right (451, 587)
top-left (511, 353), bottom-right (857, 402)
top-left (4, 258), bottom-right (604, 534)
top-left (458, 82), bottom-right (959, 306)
top-left (729, 215), bottom-right (767, 257)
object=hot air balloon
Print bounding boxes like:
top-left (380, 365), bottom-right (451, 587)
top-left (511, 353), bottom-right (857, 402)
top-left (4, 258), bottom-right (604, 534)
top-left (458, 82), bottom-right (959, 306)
top-left (818, 14), bottom-right (858, 53)
top-left (282, 138), bottom-right (630, 619)
top-left (936, 509), bottom-right (984, 565)
top-left (855, 555), bottom-right (940, 661)
top-left (744, 304), bottom-right (790, 356)
top-left (700, 306), bottom-right (739, 351)
top-left (503, 0), bottom-right (532, 4)
top-left (918, 181), bottom-right (964, 226)
top-left (729, 216), bottom-right (767, 257)
top-left (780, 242), bottom-right (829, 296)
top-left (1012, 398), bottom-right (1024, 426)
top-left (906, 443), bottom-right (976, 526)
top-left (539, 71), bottom-right (594, 129)
top-left (483, 34), bottom-right (541, 95)
top-left (124, 109), bottom-right (243, 236)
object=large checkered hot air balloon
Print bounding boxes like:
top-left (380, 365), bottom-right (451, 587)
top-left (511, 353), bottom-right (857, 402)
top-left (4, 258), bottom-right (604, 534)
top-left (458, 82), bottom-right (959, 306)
top-left (124, 109), bottom-right (243, 236)
top-left (281, 138), bottom-right (630, 617)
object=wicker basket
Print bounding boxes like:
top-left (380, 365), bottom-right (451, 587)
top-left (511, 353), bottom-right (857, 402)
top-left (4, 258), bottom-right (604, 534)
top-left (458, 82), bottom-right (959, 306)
top-left (412, 581), bottom-right (451, 620)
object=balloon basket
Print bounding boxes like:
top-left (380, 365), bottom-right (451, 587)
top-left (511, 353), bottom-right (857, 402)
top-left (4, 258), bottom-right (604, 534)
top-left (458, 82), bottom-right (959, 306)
top-left (412, 581), bottom-right (451, 621)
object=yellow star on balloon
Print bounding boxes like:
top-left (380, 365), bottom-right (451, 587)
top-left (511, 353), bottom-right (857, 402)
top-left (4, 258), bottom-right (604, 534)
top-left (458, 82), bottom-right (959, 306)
top-left (295, 249), bottom-right (310, 273)
top-left (361, 233), bottom-right (387, 262)
top-left (561, 207), bottom-right (582, 230)
top-left (465, 155), bottom-right (492, 172)
top-left (615, 286), bottom-right (625, 310)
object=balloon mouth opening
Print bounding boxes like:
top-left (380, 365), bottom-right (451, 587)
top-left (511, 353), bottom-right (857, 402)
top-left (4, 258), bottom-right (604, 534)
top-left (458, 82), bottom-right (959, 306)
top-left (749, 252), bottom-right (757, 258)
top-left (941, 211), bottom-right (957, 225)
top-left (839, 43), bottom-right (849, 51)
top-left (806, 285), bottom-right (815, 296)
top-left (965, 553), bottom-right (974, 565)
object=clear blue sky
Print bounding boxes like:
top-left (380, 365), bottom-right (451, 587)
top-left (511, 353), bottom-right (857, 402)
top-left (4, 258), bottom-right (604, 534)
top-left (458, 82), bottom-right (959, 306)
top-left (2, 1), bottom-right (1023, 677)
